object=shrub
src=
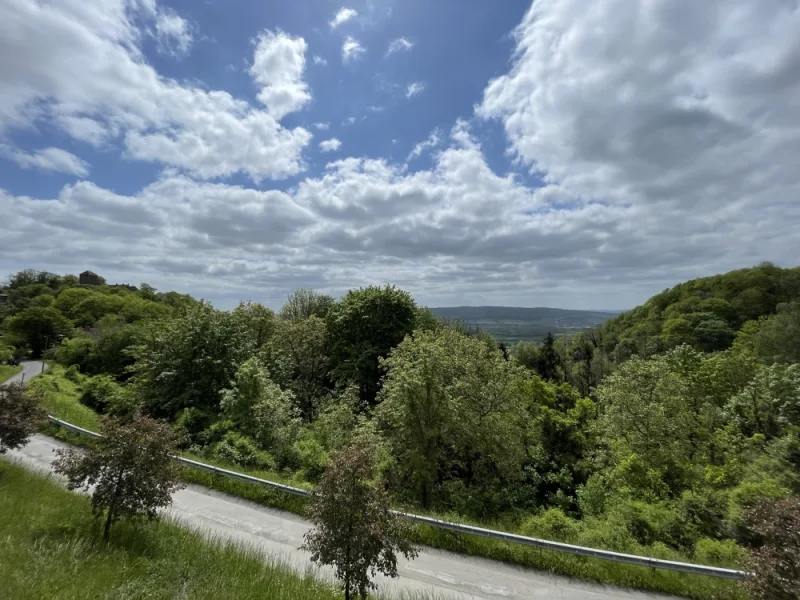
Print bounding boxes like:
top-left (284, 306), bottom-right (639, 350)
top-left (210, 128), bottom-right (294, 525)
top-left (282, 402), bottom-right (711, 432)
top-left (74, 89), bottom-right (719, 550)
top-left (214, 431), bottom-right (276, 471)
top-left (694, 538), bottom-right (746, 568)
top-left (520, 508), bottom-right (581, 543)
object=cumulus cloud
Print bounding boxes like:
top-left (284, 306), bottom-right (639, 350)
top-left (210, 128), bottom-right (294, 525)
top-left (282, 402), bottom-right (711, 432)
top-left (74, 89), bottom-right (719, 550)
top-left (0, 0), bottom-right (311, 181)
top-left (313, 55), bottom-right (327, 66)
top-left (342, 36), bottom-right (366, 62)
top-left (407, 128), bottom-right (441, 161)
top-left (2, 0), bottom-right (799, 310)
top-left (319, 138), bottom-right (342, 152)
top-left (155, 10), bottom-right (193, 57)
top-left (250, 30), bottom-right (311, 120)
top-left (0, 145), bottom-right (89, 176)
top-left (406, 82), bottom-right (426, 98)
top-left (386, 37), bottom-right (413, 56)
top-left (329, 7), bottom-right (358, 29)
top-left (342, 117), bottom-right (356, 126)
top-left (313, 122), bottom-right (330, 130)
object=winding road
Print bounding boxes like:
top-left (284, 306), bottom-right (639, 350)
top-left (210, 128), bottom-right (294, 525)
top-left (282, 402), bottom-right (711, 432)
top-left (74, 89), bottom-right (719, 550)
top-left (2, 361), bottom-right (680, 599)
top-left (1, 359), bottom-right (47, 387)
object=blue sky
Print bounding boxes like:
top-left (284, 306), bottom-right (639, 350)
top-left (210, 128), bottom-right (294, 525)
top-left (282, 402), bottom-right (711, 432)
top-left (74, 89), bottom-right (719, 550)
top-left (1, 0), bottom-right (799, 310)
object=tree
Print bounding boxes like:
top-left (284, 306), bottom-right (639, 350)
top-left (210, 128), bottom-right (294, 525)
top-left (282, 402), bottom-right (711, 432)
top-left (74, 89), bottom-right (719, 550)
top-left (53, 413), bottom-right (183, 540)
top-left (302, 445), bottom-right (417, 600)
top-left (327, 285), bottom-right (417, 407)
top-left (129, 302), bottom-right (255, 419)
top-left (754, 302), bottom-right (800, 365)
top-left (0, 383), bottom-right (45, 454)
top-left (279, 289), bottom-right (335, 321)
top-left (270, 316), bottom-right (330, 420)
top-left (4, 306), bottom-right (72, 357)
top-left (377, 329), bottom-right (528, 509)
top-left (741, 496), bottom-right (800, 600)
top-left (232, 301), bottom-right (275, 350)
top-left (537, 332), bottom-right (562, 382)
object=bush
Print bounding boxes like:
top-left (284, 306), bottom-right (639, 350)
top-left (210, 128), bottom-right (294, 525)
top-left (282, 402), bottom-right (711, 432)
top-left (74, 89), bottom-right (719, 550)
top-left (78, 375), bottom-right (120, 413)
top-left (214, 432), bottom-right (276, 471)
top-left (520, 508), bottom-right (581, 543)
top-left (694, 538), bottom-right (746, 568)
top-left (57, 337), bottom-right (95, 372)
top-left (292, 434), bottom-right (329, 482)
top-left (64, 364), bottom-right (83, 384)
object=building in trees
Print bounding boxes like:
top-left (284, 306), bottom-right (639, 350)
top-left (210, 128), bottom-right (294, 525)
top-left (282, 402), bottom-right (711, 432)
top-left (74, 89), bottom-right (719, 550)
top-left (79, 270), bottom-right (102, 286)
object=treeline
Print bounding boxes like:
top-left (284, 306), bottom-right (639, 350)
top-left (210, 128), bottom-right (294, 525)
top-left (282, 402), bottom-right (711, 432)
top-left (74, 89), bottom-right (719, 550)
top-left (2, 266), bottom-right (800, 598)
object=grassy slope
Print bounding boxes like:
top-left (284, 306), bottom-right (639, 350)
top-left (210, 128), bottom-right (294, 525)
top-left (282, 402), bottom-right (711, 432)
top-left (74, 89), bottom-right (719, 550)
top-left (0, 461), bottom-right (343, 600)
top-left (34, 365), bottom-right (746, 600)
top-left (0, 364), bottom-right (23, 384)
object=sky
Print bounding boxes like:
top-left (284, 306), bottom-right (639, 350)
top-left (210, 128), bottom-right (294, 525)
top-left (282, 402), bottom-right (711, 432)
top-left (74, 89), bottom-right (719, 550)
top-left (1, 0), bottom-right (799, 311)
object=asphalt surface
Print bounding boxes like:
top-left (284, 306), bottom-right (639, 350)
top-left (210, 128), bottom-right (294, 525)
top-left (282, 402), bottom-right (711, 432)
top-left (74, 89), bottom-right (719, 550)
top-left (1, 360), bottom-right (47, 387)
top-left (5, 433), bottom-right (681, 600)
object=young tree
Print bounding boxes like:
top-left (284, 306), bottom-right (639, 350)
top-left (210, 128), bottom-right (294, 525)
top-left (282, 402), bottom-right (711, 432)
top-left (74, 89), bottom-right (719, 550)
top-left (0, 383), bottom-right (45, 454)
top-left (279, 289), bottom-right (335, 321)
top-left (742, 496), bottom-right (800, 600)
top-left (302, 445), bottom-right (417, 600)
top-left (53, 413), bottom-right (183, 540)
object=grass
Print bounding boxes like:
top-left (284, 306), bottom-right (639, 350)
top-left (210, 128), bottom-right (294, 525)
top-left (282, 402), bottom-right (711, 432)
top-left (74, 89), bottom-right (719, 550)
top-left (32, 365), bottom-right (747, 600)
top-left (0, 460), bottom-right (346, 600)
top-left (0, 364), bottom-right (23, 384)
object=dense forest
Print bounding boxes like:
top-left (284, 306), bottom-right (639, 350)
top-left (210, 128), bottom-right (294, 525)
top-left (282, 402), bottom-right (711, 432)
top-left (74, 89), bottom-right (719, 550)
top-left (2, 263), bottom-right (799, 591)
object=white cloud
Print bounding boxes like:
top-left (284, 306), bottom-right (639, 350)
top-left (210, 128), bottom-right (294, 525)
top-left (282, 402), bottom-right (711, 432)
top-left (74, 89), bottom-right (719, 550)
top-left (0, 145), bottom-right (89, 176)
top-left (319, 138), bottom-right (342, 152)
top-left (406, 81), bottom-right (426, 98)
top-left (155, 10), bottom-right (193, 57)
top-left (407, 128), bottom-right (441, 161)
top-left (250, 30), bottom-right (311, 120)
top-left (386, 37), bottom-right (413, 56)
top-left (0, 1), bottom-right (311, 182)
top-left (2, 0), bottom-right (799, 310)
top-left (313, 122), bottom-right (330, 130)
top-left (342, 36), bottom-right (366, 62)
top-left (313, 55), bottom-right (327, 66)
top-left (342, 116), bottom-right (356, 126)
top-left (329, 7), bottom-right (358, 29)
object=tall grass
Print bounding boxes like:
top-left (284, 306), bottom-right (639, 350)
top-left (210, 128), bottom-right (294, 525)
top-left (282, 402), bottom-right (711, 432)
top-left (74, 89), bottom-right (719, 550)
top-left (0, 460), bottom-right (345, 600)
top-left (0, 364), bottom-right (23, 384)
top-left (33, 366), bottom-right (747, 600)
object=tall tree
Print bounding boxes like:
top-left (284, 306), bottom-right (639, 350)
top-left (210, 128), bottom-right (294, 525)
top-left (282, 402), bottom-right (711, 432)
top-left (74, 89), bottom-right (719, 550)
top-left (303, 444), bottom-right (417, 600)
top-left (327, 285), bottom-right (416, 407)
top-left (279, 289), bottom-right (335, 321)
top-left (537, 332), bottom-right (562, 382)
top-left (53, 413), bottom-right (183, 540)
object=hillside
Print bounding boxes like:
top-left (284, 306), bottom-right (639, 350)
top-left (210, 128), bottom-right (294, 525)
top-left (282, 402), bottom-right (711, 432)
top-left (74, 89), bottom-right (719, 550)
top-left (596, 262), bottom-right (800, 358)
top-left (431, 306), bottom-right (620, 343)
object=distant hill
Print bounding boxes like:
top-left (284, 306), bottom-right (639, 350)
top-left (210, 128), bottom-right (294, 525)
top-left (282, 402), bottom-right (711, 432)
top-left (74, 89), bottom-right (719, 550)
top-left (596, 262), bottom-right (800, 358)
top-left (430, 306), bottom-right (620, 344)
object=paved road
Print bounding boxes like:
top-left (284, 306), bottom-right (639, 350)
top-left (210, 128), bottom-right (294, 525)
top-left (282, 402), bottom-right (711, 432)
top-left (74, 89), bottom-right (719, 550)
top-left (1, 360), bottom-right (47, 387)
top-left (5, 434), bottom-right (681, 600)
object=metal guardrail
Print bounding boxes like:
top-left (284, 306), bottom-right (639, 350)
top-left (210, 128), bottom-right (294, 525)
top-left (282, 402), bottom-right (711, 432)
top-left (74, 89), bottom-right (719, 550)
top-left (47, 415), bottom-right (748, 581)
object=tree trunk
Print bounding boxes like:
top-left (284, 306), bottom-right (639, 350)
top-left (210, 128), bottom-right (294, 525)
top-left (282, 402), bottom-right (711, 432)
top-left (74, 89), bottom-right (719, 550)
top-left (344, 577), bottom-right (350, 600)
top-left (103, 507), bottom-right (114, 541)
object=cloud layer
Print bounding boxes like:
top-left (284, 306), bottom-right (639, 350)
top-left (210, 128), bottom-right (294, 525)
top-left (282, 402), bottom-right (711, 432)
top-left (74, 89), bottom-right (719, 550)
top-left (1, 0), bottom-right (799, 310)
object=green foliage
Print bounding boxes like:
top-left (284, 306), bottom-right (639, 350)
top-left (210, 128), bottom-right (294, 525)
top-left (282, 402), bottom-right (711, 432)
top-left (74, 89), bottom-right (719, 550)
top-left (53, 413), bottom-right (184, 540)
top-left (377, 328), bottom-right (529, 511)
top-left (327, 285), bottom-right (417, 406)
top-left (303, 444), bottom-right (418, 600)
top-left (4, 306), bottom-right (72, 357)
top-left (598, 264), bottom-right (800, 358)
top-left (279, 289), bottom-right (335, 321)
top-left (754, 301), bottom-right (800, 364)
top-left (213, 431), bottom-right (276, 471)
top-left (130, 302), bottom-right (256, 419)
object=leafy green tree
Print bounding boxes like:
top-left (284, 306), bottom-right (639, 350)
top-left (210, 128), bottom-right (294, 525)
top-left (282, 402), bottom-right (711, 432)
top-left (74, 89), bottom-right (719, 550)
top-left (741, 496), bottom-right (800, 600)
top-left (4, 306), bottom-right (72, 357)
top-left (270, 316), bottom-right (330, 420)
top-left (754, 302), bottom-right (800, 365)
top-left (53, 413), bottom-right (183, 540)
top-left (725, 364), bottom-right (800, 439)
top-left (279, 289), bottom-right (335, 321)
top-left (327, 285), bottom-right (417, 406)
top-left (0, 383), bottom-right (45, 454)
top-left (538, 332), bottom-right (562, 382)
top-left (88, 319), bottom-right (140, 379)
top-left (302, 444), bottom-right (418, 600)
top-left (232, 301), bottom-right (275, 350)
top-left (130, 302), bottom-right (255, 419)
top-left (377, 328), bottom-right (528, 509)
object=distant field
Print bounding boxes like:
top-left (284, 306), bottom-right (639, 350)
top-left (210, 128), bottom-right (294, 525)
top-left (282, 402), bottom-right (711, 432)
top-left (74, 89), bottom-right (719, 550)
top-left (431, 306), bottom-right (621, 343)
